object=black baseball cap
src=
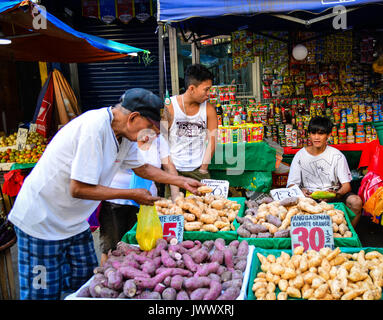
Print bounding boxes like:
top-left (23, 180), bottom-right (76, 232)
top-left (119, 88), bottom-right (162, 129)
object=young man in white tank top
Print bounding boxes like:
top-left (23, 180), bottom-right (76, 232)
top-left (162, 64), bottom-right (218, 196)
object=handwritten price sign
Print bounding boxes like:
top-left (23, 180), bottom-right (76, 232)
top-left (290, 214), bottom-right (334, 251)
top-left (159, 215), bottom-right (184, 242)
top-left (200, 179), bottom-right (229, 198)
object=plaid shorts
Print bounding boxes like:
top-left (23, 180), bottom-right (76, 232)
top-left (15, 226), bottom-right (98, 300)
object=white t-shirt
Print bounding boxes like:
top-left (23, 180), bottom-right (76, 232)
top-left (168, 95), bottom-right (208, 171)
top-left (8, 107), bottom-right (142, 240)
top-left (286, 146), bottom-right (352, 193)
top-left (107, 135), bottom-right (170, 205)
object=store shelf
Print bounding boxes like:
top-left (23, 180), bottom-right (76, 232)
top-left (284, 143), bottom-right (368, 155)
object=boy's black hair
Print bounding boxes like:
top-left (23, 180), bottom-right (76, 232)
top-left (308, 116), bottom-right (333, 135)
top-left (184, 64), bottom-right (214, 89)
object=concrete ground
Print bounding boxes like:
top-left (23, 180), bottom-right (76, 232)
top-left (4, 215), bottom-right (383, 300)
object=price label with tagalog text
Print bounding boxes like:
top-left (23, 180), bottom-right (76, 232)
top-left (290, 214), bottom-right (334, 251)
top-left (159, 214), bottom-right (184, 242)
top-left (200, 179), bottom-right (229, 198)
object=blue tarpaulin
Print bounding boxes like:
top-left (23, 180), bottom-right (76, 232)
top-left (158, 0), bottom-right (383, 22)
top-left (0, 1), bottom-right (149, 62)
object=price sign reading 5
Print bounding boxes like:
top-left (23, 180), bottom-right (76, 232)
top-left (290, 214), bottom-right (334, 252)
top-left (159, 215), bottom-right (184, 243)
top-left (162, 222), bottom-right (177, 240)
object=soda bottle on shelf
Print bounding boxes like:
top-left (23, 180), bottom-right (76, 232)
top-left (223, 113), bottom-right (230, 126)
top-left (216, 103), bottom-right (223, 126)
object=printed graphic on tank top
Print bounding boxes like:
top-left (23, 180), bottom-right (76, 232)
top-left (169, 96), bottom-right (208, 172)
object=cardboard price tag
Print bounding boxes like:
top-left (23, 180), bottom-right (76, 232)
top-left (159, 214), bottom-right (184, 242)
top-left (16, 128), bottom-right (28, 151)
top-left (29, 123), bottom-right (37, 133)
top-left (200, 179), bottom-right (229, 198)
top-left (290, 214), bottom-right (334, 251)
top-left (270, 185), bottom-right (305, 201)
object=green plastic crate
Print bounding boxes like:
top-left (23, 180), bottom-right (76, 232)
top-left (236, 202), bottom-right (362, 249)
top-left (247, 246), bottom-right (383, 300)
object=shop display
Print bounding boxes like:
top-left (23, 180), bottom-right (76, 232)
top-left (237, 197), bottom-right (351, 239)
top-left (251, 247), bottom-right (383, 300)
top-left (226, 30), bottom-right (383, 149)
top-left (0, 131), bottom-right (47, 165)
top-left (67, 238), bottom-right (253, 300)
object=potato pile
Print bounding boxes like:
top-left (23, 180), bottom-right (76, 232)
top-left (237, 196), bottom-right (351, 238)
top-left (76, 238), bottom-right (249, 300)
top-left (253, 246), bottom-right (383, 300)
top-left (155, 191), bottom-right (241, 233)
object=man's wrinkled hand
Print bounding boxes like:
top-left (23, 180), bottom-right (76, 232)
top-left (130, 188), bottom-right (161, 206)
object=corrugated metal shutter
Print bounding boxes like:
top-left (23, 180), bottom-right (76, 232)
top-left (77, 19), bottom-right (171, 111)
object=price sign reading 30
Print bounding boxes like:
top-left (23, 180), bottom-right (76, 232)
top-left (290, 214), bottom-right (334, 251)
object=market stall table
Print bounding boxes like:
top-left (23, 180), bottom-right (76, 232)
top-left (0, 236), bottom-right (16, 299)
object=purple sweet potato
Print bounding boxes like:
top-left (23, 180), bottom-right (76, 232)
top-left (216, 265), bottom-right (227, 276)
top-left (170, 275), bottom-right (184, 291)
top-left (223, 249), bottom-right (234, 270)
top-left (161, 250), bottom-right (177, 268)
top-left (214, 238), bottom-right (226, 251)
top-left (232, 270), bottom-right (244, 280)
top-left (229, 240), bottom-right (240, 249)
top-left (191, 248), bottom-right (209, 264)
top-left (195, 261), bottom-right (220, 277)
top-left (217, 286), bottom-right (240, 300)
top-left (107, 270), bottom-right (124, 290)
top-left (209, 250), bottom-right (224, 264)
top-left (182, 253), bottom-right (199, 273)
top-left (89, 279), bottom-right (103, 298)
top-left (235, 259), bottom-right (247, 272)
top-left (168, 244), bottom-right (188, 255)
top-left (266, 214), bottom-right (282, 228)
top-left (93, 266), bottom-right (104, 274)
top-left (136, 291), bottom-right (161, 299)
top-left (257, 232), bottom-right (272, 238)
top-left (190, 288), bottom-right (209, 300)
top-left (203, 280), bottom-right (222, 300)
top-left (273, 229), bottom-right (290, 238)
top-left (180, 240), bottom-right (195, 249)
top-left (202, 240), bottom-right (215, 252)
top-left (183, 276), bottom-right (211, 290)
top-left (116, 241), bottom-right (141, 255)
top-left (188, 240), bottom-right (202, 253)
top-left (123, 279), bottom-right (137, 297)
top-left (156, 267), bottom-right (193, 277)
top-left (121, 257), bottom-right (140, 269)
top-left (141, 260), bottom-right (157, 275)
top-left (162, 287), bottom-right (177, 300)
top-left (77, 285), bottom-right (91, 298)
top-left (222, 279), bottom-right (243, 290)
top-left (153, 256), bottom-right (162, 269)
top-left (134, 269), bottom-right (173, 289)
top-left (176, 290), bottom-right (190, 300)
top-left (221, 270), bottom-right (232, 282)
top-left (208, 273), bottom-right (221, 283)
top-left (163, 276), bottom-right (172, 287)
top-left (153, 282), bottom-right (166, 294)
top-left (99, 287), bottom-right (119, 298)
top-left (237, 225), bottom-right (251, 238)
top-left (119, 266), bottom-right (150, 279)
top-left (237, 240), bottom-right (249, 256)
